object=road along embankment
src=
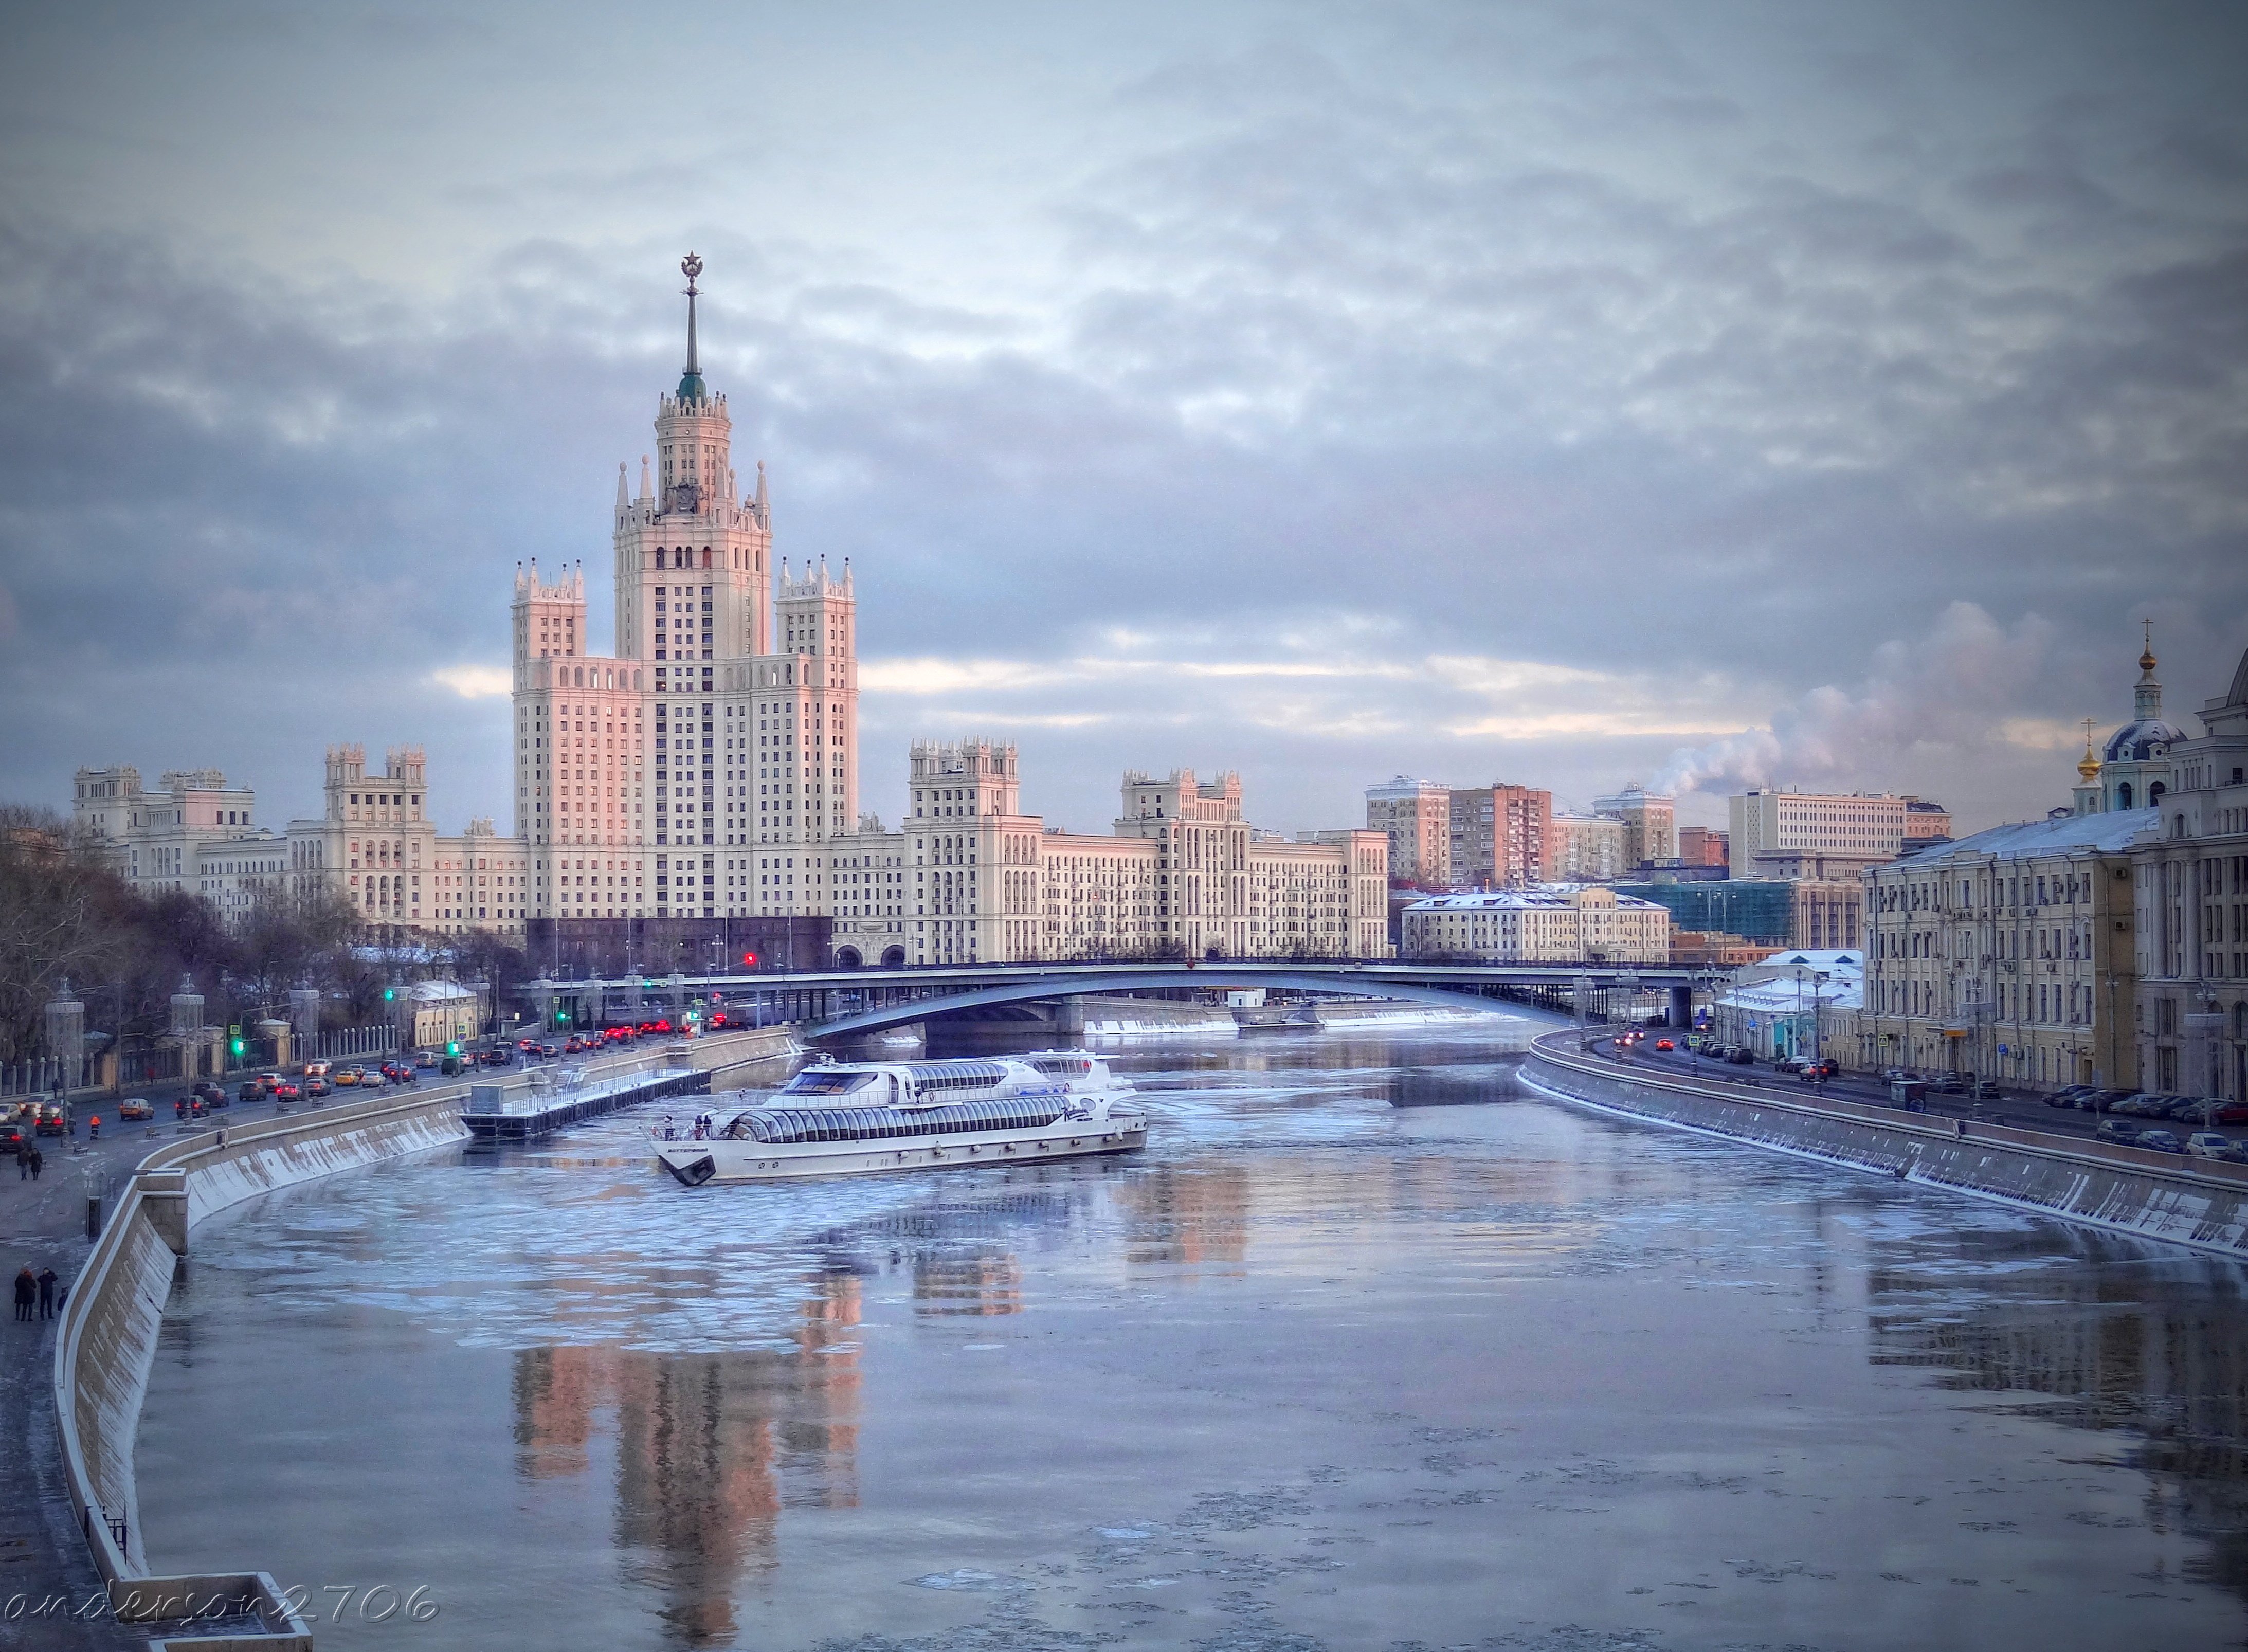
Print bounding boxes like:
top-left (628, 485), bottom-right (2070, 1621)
top-left (1523, 1034), bottom-right (2248, 1258)
top-left (51, 1023), bottom-right (800, 1647)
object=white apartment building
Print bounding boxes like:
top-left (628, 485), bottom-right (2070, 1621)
top-left (71, 748), bottom-right (530, 938)
top-left (1365, 776), bottom-right (1451, 886)
top-left (1728, 789), bottom-right (1948, 881)
top-left (1547, 812), bottom-right (1628, 882)
top-left (813, 742), bottom-right (1389, 966)
top-left (1400, 885), bottom-right (1669, 964)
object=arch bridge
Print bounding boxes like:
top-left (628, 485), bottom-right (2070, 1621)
top-left (521, 961), bottom-right (1699, 1043)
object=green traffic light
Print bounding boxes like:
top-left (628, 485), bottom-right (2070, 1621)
top-left (446, 1041), bottom-right (459, 1057)
top-left (383, 988), bottom-right (395, 1001)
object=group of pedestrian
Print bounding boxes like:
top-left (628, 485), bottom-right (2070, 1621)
top-left (12, 1265), bottom-right (60, 1321)
top-left (14, 1144), bottom-right (42, 1179)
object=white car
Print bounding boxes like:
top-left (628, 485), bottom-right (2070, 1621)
top-left (2187, 1132), bottom-right (2233, 1159)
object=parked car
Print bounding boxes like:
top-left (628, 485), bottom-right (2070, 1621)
top-left (2209, 1101), bottom-right (2248, 1126)
top-left (1726, 1047), bottom-right (1755, 1065)
top-left (2187, 1132), bottom-right (2233, 1159)
top-left (2082, 1088), bottom-right (2135, 1112)
top-left (117, 1098), bottom-right (154, 1121)
top-left (1799, 1059), bottom-right (1838, 1082)
top-left (1773, 1056), bottom-right (1805, 1074)
top-left (2136, 1130), bottom-right (2185, 1153)
top-left (2095, 1118), bottom-right (2142, 1144)
top-left (2044, 1085), bottom-right (2095, 1109)
top-left (2161, 1095), bottom-right (2215, 1122)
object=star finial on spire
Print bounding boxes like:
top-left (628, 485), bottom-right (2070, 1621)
top-left (678, 253), bottom-right (706, 398)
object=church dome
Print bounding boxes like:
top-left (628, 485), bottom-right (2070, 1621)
top-left (2103, 716), bottom-right (2182, 764)
top-left (2103, 629), bottom-right (2180, 761)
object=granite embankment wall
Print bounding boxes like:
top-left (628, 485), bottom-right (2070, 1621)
top-left (52, 1024), bottom-right (797, 1643)
top-left (1524, 1037), bottom-right (2248, 1257)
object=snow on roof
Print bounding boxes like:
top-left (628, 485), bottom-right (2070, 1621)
top-left (1898, 807), bottom-right (2159, 866)
top-left (1405, 887), bottom-right (1666, 912)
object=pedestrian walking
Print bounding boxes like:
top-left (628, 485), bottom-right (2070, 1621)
top-left (12, 1266), bottom-right (34, 1322)
top-left (37, 1267), bottom-right (56, 1321)
top-left (28, 1146), bottom-right (42, 1181)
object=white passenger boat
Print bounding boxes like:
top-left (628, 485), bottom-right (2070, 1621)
top-left (652, 1052), bottom-right (1147, 1185)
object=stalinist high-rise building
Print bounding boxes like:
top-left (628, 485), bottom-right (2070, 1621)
top-left (512, 254), bottom-right (860, 925)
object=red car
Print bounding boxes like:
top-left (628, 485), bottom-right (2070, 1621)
top-left (1654, 1039), bottom-right (1674, 1052)
top-left (273, 1081), bottom-right (301, 1102)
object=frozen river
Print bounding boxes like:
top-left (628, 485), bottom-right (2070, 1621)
top-left (136, 1018), bottom-right (2248, 1650)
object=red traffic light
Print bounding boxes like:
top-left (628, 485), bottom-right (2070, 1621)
top-left (741, 952), bottom-right (757, 966)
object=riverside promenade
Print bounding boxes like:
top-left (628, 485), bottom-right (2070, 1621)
top-left (1, 1118), bottom-right (168, 1650)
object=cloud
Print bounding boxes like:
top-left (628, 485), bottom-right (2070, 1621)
top-left (1654, 602), bottom-right (2065, 801)
top-left (0, 6), bottom-right (2242, 843)
top-left (430, 664), bottom-right (514, 699)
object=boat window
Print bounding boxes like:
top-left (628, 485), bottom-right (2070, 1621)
top-left (734, 1098), bottom-right (1069, 1146)
top-left (779, 1069), bottom-right (878, 1098)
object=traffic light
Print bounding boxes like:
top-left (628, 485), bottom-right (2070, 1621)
top-left (230, 1036), bottom-right (246, 1057)
top-left (556, 1010), bottom-right (569, 1024)
top-left (383, 988), bottom-right (396, 1002)
top-left (741, 951), bottom-right (757, 967)
top-left (446, 1041), bottom-right (460, 1057)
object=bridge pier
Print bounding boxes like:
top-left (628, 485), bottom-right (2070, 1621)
top-left (1669, 985), bottom-right (1693, 1030)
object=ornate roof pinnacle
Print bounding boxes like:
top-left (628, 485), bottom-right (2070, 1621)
top-left (2077, 717), bottom-right (2100, 782)
top-left (677, 252), bottom-right (706, 402)
top-left (2140, 618), bottom-right (2156, 676)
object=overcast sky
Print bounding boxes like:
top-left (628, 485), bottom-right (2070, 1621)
top-left (2, 1), bottom-right (2242, 841)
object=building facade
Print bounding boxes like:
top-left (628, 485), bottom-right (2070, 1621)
top-left (2129, 642), bottom-right (2248, 1099)
top-left (72, 749), bottom-right (529, 937)
top-left (1448, 783), bottom-right (1551, 889)
top-left (1400, 885), bottom-right (1669, 964)
top-left (821, 746), bottom-right (1390, 967)
top-left (1592, 784), bottom-right (1676, 869)
top-left (1547, 812), bottom-right (1628, 882)
top-left (1615, 877), bottom-right (1860, 950)
top-left (1727, 789), bottom-right (1947, 881)
top-left (1677, 825), bottom-right (1728, 868)
top-left (1365, 776), bottom-right (1453, 887)
top-left (1855, 811), bottom-right (2151, 1087)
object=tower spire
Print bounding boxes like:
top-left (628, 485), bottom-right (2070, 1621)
top-left (678, 252), bottom-right (706, 403)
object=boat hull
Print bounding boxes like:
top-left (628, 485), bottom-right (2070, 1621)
top-left (656, 1117), bottom-right (1147, 1185)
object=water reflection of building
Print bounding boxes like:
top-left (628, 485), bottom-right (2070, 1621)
top-left (1121, 1164), bottom-right (1251, 1269)
top-left (913, 1251), bottom-right (1024, 1316)
top-left (510, 1270), bottom-right (863, 1646)
top-left (1868, 1245), bottom-right (2248, 1601)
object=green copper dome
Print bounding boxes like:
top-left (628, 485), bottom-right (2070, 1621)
top-left (677, 370), bottom-right (706, 402)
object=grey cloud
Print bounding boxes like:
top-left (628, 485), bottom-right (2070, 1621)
top-left (0, 2), bottom-right (2242, 847)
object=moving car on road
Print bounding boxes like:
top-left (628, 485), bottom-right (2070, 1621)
top-left (117, 1098), bottom-right (154, 1121)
